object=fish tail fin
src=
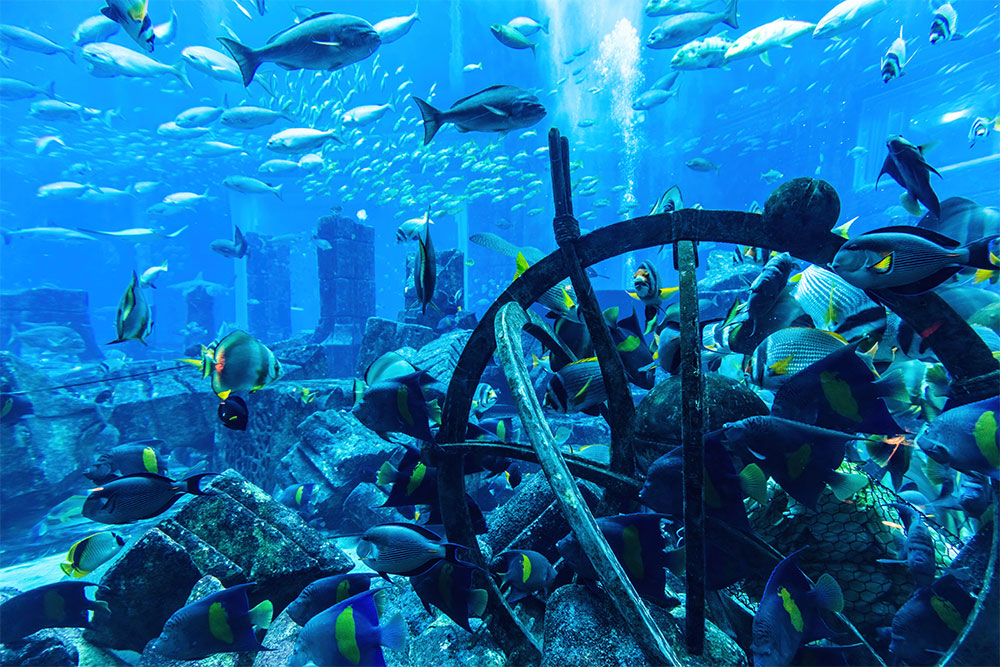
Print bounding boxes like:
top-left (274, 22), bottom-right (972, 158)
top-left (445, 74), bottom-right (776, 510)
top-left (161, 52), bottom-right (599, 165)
top-left (180, 472), bottom-right (218, 495)
top-left (248, 599), bottom-right (273, 631)
top-left (722, 0), bottom-right (739, 29)
top-left (541, 16), bottom-right (550, 34)
top-left (6, 323), bottom-right (18, 346)
top-left (530, 42), bottom-right (536, 57)
top-left (810, 573), bottom-right (844, 613)
top-left (827, 471), bottom-right (868, 501)
top-left (63, 46), bottom-right (75, 64)
top-left (469, 588), bottom-right (488, 617)
top-left (59, 562), bottom-right (75, 577)
top-left (172, 59), bottom-right (191, 88)
top-left (273, 184), bottom-right (283, 200)
top-left (900, 192), bottom-right (922, 216)
top-left (376, 461), bottom-right (397, 486)
top-left (963, 235), bottom-right (1000, 271)
top-left (100, 110), bottom-right (116, 129)
top-left (379, 612), bottom-right (407, 652)
top-left (217, 37), bottom-right (260, 87)
top-left (44, 81), bottom-right (55, 99)
top-left (412, 96), bottom-right (443, 145)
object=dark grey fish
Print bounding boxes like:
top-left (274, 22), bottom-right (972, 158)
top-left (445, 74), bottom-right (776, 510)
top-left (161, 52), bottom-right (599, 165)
top-left (411, 85), bottom-right (546, 145)
top-left (415, 226), bottom-right (436, 313)
top-left (918, 196), bottom-right (1000, 245)
top-left (218, 12), bottom-right (380, 86)
top-left (83, 472), bottom-right (216, 524)
top-left (876, 135), bottom-right (942, 217)
top-left (210, 225), bottom-right (248, 258)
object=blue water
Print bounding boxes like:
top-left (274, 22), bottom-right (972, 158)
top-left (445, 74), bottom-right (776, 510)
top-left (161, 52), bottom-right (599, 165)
top-left (2, 0), bottom-right (996, 356)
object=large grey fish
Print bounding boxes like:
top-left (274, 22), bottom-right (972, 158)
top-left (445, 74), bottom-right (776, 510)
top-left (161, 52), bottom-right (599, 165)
top-left (356, 523), bottom-right (471, 577)
top-left (81, 42), bottom-right (190, 87)
top-left (217, 12), bottom-right (380, 86)
top-left (0, 77), bottom-right (54, 101)
top-left (0, 24), bottom-right (74, 62)
top-left (210, 225), bottom-right (248, 258)
top-left (412, 85), bottom-right (546, 145)
top-left (917, 197), bottom-right (1000, 245)
top-left (109, 270), bottom-right (153, 345)
top-left (831, 226), bottom-right (999, 295)
top-left (876, 135), bottom-right (942, 217)
top-left (646, 0), bottom-right (738, 49)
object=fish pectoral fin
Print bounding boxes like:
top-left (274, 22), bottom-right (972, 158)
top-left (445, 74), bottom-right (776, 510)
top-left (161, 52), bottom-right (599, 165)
top-left (868, 252), bottom-right (893, 274)
top-left (312, 40), bottom-right (341, 47)
top-left (483, 105), bottom-right (509, 117)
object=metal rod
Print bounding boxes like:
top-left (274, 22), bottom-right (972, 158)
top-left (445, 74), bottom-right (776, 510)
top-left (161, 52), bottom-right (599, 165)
top-left (494, 301), bottom-right (681, 667)
top-left (677, 239), bottom-right (705, 654)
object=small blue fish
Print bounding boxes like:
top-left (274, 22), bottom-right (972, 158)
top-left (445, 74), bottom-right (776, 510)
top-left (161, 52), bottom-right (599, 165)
top-left (0, 582), bottom-right (108, 642)
top-left (290, 589), bottom-right (405, 667)
top-left (286, 573), bottom-right (378, 626)
top-left (918, 396), bottom-right (999, 480)
top-left (493, 550), bottom-right (557, 603)
top-left (149, 583), bottom-right (272, 660)
top-left (751, 548), bottom-right (844, 667)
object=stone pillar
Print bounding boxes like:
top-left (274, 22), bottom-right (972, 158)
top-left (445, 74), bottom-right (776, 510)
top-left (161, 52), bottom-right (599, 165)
top-left (184, 286), bottom-right (214, 351)
top-left (312, 212), bottom-right (375, 376)
top-left (246, 232), bottom-right (292, 342)
top-left (0, 287), bottom-right (103, 360)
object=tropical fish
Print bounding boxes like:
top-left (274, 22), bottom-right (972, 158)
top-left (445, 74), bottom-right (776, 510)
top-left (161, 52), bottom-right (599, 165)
top-left (888, 574), bottom-right (974, 664)
top-left (493, 550), bottom-right (557, 603)
top-left (629, 260), bottom-right (678, 325)
top-left (830, 226), bottom-right (998, 294)
top-left (878, 503), bottom-right (936, 587)
top-left (396, 207), bottom-right (433, 243)
top-left (412, 85), bottom-right (546, 145)
top-left (188, 330), bottom-right (281, 397)
top-left (108, 271), bottom-right (153, 345)
top-left (967, 115), bottom-right (998, 148)
top-left (1, 387), bottom-right (33, 425)
top-left (289, 589), bottom-right (405, 667)
top-left (356, 522), bottom-right (474, 578)
top-left (917, 396), bottom-right (998, 480)
top-left (649, 185), bottom-right (684, 215)
top-left (791, 264), bottom-right (886, 343)
top-left (83, 472), bottom-right (217, 524)
top-left (557, 513), bottom-right (680, 608)
top-left (218, 395), bottom-right (249, 431)
top-left (217, 13), bottom-right (381, 86)
top-left (352, 371), bottom-right (438, 441)
top-left (84, 440), bottom-right (169, 484)
top-left (751, 548), bottom-right (844, 667)
top-left (410, 561), bottom-right (487, 631)
top-left (545, 357), bottom-right (608, 415)
top-left (471, 382), bottom-right (498, 418)
top-left (149, 583), bottom-right (272, 660)
top-left (876, 135), bottom-right (942, 217)
top-left (101, 0), bottom-right (156, 51)
top-left (0, 582), bottom-right (108, 643)
top-left (881, 27), bottom-right (910, 83)
top-left (769, 341), bottom-right (904, 436)
top-left (929, 2), bottom-right (963, 44)
top-left (277, 483), bottom-right (315, 513)
top-left (721, 416), bottom-right (869, 508)
top-left (286, 573), bottom-right (378, 625)
top-left (646, 0), bottom-right (739, 49)
top-left (61, 532), bottom-right (126, 577)
top-left (414, 225), bottom-right (437, 314)
top-left (746, 327), bottom-right (848, 390)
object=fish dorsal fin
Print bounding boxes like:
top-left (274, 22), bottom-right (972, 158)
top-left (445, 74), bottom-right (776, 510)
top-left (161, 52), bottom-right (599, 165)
top-left (450, 85), bottom-right (514, 109)
top-left (381, 521), bottom-right (443, 542)
top-left (863, 225), bottom-right (960, 248)
top-left (876, 153), bottom-right (903, 189)
top-left (267, 12), bottom-right (334, 44)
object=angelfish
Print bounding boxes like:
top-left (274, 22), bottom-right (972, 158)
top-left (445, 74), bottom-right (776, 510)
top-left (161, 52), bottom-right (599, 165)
top-left (108, 270), bottom-right (153, 345)
top-left (881, 27), bottom-right (911, 83)
top-left (929, 2), bottom-right (963, 44)
top-left (101, 0), bottom-right (155, 52)
top-left (415, 226), bottom-right (436, 313)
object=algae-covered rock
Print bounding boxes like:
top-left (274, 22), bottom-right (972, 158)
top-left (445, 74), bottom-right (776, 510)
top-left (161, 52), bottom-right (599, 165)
top-left (399, 328), bottom-right (472, 389)
top-left (541, 584), bottom-right (747, 667)
top-left (170, 470), bottom-right (352, 612)
top-left (633, 373), bottom-right (768, 473)
top-left (356, 317), bottom-right (437, 377)
top-left (84, 528), bottom-right (202, 652)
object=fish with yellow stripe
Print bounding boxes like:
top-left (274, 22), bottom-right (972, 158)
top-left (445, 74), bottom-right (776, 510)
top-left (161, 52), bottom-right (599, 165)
top-left (746, 327), bottom-right (849, 390)
top-left (149, 583), bottom-right (272, 660)
top-left (0, 582), bottom-right (109, 643)
top-left (791, 264), bottom-right (886, 343)
top-left (60, 531), bottom-right (126, 577)
top-left (557, 513), bottom-right (680, 609)
top-left (286, 573), bottom-right (378, 626)
top-left (352, 371), bottom-right (440, 441)
top-left (888, 574), bottom-right (974, 665)
top-left (751, 547), bottom-right (844, 667)
top-left (101, 0), bottom-right (156, 52)
top-left (180, 329), bottom-right (281, 397)
top-left (84, 439), bottom-right (168, 484)
top-left (290, 588), bottom-right (405, 667)
top-left (544, 357), bottom-right (607, 415)
top-left (628, 259), bottom-right (678, 325)
top-left (514, 251), bottom-right (581, 321)
top-left (108, 270), bottom-right (152, 345)
top-left (410, 561), bottom-right (488, 631)
top-left (493, 549), bottom-right (557, 603)
top-left (917, 396), bottom-right (999, 480)
top-left (770, 341), bottom-right (906, 436)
